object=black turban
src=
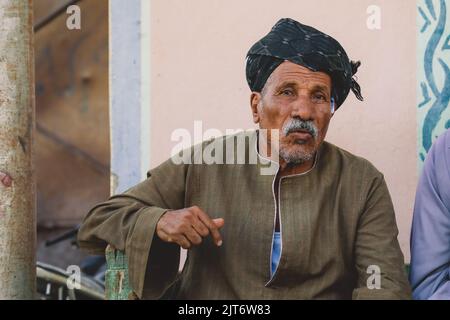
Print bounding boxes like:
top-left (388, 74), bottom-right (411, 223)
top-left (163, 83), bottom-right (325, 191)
top-left (246, 18), bottom-right (363, 110)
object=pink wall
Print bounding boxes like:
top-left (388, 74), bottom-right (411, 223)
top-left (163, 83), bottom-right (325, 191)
top-left (150, 0), bottom-right (417, 261)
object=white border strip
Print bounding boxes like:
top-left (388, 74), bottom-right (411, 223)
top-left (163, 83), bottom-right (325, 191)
top-left (109, 0), bottom-right (146, 194)
top-left (140, 0), bottom-right (151, 180)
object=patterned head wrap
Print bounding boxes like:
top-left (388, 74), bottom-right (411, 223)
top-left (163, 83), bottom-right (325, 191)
top-left (246, 18), bottom-right (363, 110)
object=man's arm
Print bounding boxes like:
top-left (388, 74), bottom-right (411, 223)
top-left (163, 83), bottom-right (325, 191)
top-left (352, 169), bottom-right (411, 300)
top-left (77, 157), bottom-right (188, 299)
top-left (410, 130), bottom-right (450, 300)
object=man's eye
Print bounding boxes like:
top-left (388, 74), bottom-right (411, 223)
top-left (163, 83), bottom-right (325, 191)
top-left (312, 93), bottom-right (327, 101)
top-left (281, 89), bottom-right (294, 96)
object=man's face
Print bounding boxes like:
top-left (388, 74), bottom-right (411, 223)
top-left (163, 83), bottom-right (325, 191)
top-left (251, 61), bottom-right (333, 165)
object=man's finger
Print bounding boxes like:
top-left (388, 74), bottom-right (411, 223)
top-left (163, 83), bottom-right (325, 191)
top-left (156, 228), bottom-right (172, 242)
top-left (212, 218), bottom-right (225, 228)
top-left (191, 219), bottom-right (210, 237)
top-left (175, 234), bottom-right (191, 249)
top-left (158, 229), bottom-right (189, 248)
top-left (193, 207), bottom-right (223, 246)
top-left (183, 226), bottom-right (203, 245)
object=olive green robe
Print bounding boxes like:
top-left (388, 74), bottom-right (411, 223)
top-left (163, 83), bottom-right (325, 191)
top-left (78, 131), bottom-right (411, 299)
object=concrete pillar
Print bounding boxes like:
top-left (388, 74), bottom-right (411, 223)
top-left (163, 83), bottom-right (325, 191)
top-left (0, 0), bottom-right (36, 299)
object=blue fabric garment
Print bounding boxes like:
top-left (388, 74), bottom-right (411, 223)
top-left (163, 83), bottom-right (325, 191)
top-left (410, 129), bottom-right (450, 300)
top-left (271, 232), bottom-right (282, 276)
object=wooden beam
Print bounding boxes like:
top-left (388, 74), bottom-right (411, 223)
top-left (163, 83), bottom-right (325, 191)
top-left (33, 0), bottom-right (80, 32)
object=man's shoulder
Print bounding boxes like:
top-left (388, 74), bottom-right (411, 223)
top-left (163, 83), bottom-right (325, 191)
top-left (424, 129), bottom-right (450, 185)
top-left (201, 130), bottom-right (258, 153)
top-left (429, 129), bottom-right (450, 165)
top-left (166, 130), bottom-right (257, 166)
top-left (321, 141), bottom-right (383, 178)
top-left (208, 130), bottom-right (257, 144)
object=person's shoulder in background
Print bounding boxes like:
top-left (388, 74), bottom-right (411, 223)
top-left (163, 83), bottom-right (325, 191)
top-left (410, 128), bottom-right (450, 300)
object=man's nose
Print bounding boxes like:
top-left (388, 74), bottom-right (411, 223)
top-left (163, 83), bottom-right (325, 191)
top-left (290, 95), bottom-right (314, 120)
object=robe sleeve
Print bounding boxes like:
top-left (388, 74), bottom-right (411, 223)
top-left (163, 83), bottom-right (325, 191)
top-left (77, 156), bottom-right (190, 299)
top-left (410, 130), bottom-right (450, 300)
top-left (351, 165), bottom-right (412, 300)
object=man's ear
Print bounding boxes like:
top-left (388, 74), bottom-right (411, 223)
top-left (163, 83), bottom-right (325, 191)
top-left (250, 92), bottom-right (262, 124)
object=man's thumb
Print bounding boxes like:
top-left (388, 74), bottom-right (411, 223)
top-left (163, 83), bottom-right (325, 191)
top-left (212, 218), bottom-right (225, 228)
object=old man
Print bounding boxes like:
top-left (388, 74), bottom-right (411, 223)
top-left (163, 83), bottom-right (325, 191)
top-left (78, 18), bottom-right (411, 299)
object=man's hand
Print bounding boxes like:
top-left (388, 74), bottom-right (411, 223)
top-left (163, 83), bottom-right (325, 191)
top-left (156, 205), bottom-right (224, 249)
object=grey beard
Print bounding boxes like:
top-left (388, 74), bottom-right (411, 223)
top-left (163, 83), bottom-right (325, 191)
top-left (279, 145), bottom-right (315, 165)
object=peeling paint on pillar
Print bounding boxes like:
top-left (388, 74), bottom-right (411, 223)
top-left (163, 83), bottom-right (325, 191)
top-left (0, 171), bottom-right (13, 187)
top-left (0, 0), bottom-right (36, 299)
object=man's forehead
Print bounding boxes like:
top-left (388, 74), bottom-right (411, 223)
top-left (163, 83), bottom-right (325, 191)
top-left (269, 61), bottom-right (331, 89)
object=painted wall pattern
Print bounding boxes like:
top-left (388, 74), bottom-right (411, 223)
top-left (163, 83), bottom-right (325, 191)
top-left (417, 0), bottom-right (450, 168)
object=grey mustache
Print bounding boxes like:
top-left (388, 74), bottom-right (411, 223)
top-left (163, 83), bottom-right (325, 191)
top-left (282, 119), bottom-right (318, 138)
